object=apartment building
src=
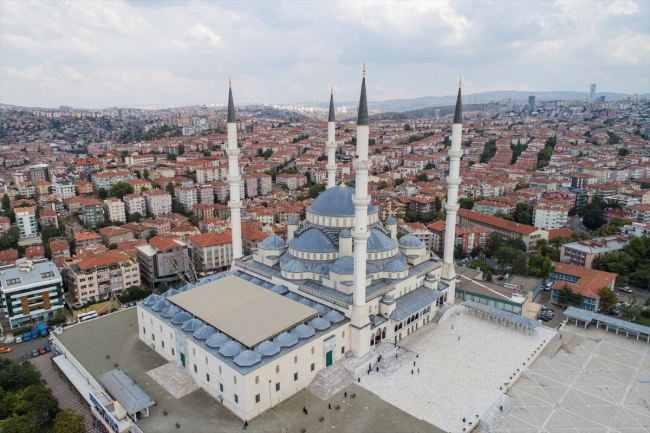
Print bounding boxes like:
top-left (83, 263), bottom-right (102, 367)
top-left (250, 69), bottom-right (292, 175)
top-left (473, 200), bottom-right (511, 217)
top-left (91, 170), bottom-right (135, 190)
top-left (127, 179), bottom-right (153, 195)
top-left (52, 180), bottom-right (77, 199)
top-left (73, 180), bottom-right (94, 195)
top-left (49, 239), bottom-right (71, 260)
top-left (124, 154), bottom-right (155, 166)
top-left (15, 207), bottom-right (39, 239)
top-left (81, 198), bottom-right (105, 228)
top-left (196, 166), bottom-right (227, 183)
top-left (532, 204), bottom-right (569, 230)
top-left (276, 173), bottom-right (307, 191)
top-left (98, 226), bottom-right (135, 245)
top-left (135, 237), bottom-right (190, 290)
top-left (0, 259), bottom-right (63, 329)
top-left (124, 194), bottom-right (146, 217)
top-left (560, 235), bottom-right (631, 269)
top-left (549, 262), bottom-right (616, 311)
top-left (63, 250), bottom-right (140, 303)
top-left (457, 209), bottom-right (548, 249)
top-left (103, 198), bottom-right (126, 223)
top-left (428, 221), bottom-right (491, 254)
top-left (73, 230), bottom-right (103, 250)
top-left (195, 184), bottom-right (214, 205)
top-left (257, 173), bottom-right (273, 196)
top-left (143, 190), bottom-right (172, 217)
top-left (187, 231), bottom-right (233, 273)
top-left (72, 157), bottom-right (100, 171)
top-left (174, 186), bottom-right (198, 212)
top-left (625, 204), bottom-right (650, 224)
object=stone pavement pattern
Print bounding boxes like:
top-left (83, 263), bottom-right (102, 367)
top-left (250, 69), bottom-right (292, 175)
top-left (356, 305), bottom-right (556, 433)
top-left (495, 324), bottom-right (650, 433)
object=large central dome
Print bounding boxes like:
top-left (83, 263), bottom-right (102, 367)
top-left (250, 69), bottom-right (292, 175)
top-left (308, 185), bottom-right (378, 217)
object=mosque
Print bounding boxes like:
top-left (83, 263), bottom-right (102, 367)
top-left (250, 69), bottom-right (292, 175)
top-left (137, 70), bottom-right (465, 421)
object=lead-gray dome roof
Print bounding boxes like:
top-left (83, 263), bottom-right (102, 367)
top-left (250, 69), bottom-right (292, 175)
top-left (182, 318), bottom-right (204, 332)
top-left (152, 299), bottom-right (171, 312)
top-left (161, 305), bottom-right (181, 318)
top-left (339, 229), bottom-right (351, 238)
top-left (142, 294), bottom-right (161, 306)
top-left (323, 310), bottom-right (345, 323)
top-left (399, 234), bottom-right (426, 248)
top-left (308, 186), bottom-right (378, 217)
top-left (206, 333), bottom-right (231, 348)
top-left (385, 216), bottom-right (397, 225)
top-left (234, 350), bottom-right (261, 367)
top-left (288, 216), bottom-right (299, 225)
top-left (274, 332), bottom-right (298, 347)
top-left (194, 324), bottom-right (217, 340)
top-left (254, 340), bottom-right (281, 357)
top-left (330, 256), bottom-right (354, 274)
top-left (258, 235), bottom-right (287, 250)
top-left (309, 317), bottom-right (331, 330)
top-left (291, 324), bottom-right (315, 339)
top-left (367, 228), bottom-right (398, 252)
top-left (171, 311), bottom-right (192, 325)
top-left (290, 228), bottom-right (337, 253)
top-left (219, 341), bottom-right (244, 357)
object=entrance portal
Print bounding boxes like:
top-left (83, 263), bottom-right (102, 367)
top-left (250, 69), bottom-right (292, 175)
top-left (325, 350), bottom-right (333, 367)
top-left (180, 353), bottom-right (186, 367)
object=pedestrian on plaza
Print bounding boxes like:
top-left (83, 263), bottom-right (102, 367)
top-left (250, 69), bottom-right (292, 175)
top-left (411, 369), bottom-right (413, 374)
top-left (243, 420), bottom-right (248, 430)
top-left (329, 404), bottom-right (331, 409)
top-left (368, 369), bottom-right (370, 375)
top-left (499, 405), bottom-right (503, 412)
top-left (458, 336), bottom-right (460, 341)
top-left (416, 354), bottom-right (419, 358)
top-left (376, 366), bottom-right (379, 372)
top-left (463, 417), bottom-right (466, 423)
top-left (414, 361), bottom-right (416, 366)
top-left (345, 392), bottom-right (347, 398)
top-left (560, 334), bottom-right (562, 339)
top-left (369, 363), bottom-right (372, 370)
top-left (418, 368), bottom-right (420, 374)
top-left (303, 406), bottom-right (307, 414)
top-left (452, 324), bottom-right (454, 329)
top-left (395, 353), bottom-right (398, 359)
top-left (378, 355), bottom-right (382, 362)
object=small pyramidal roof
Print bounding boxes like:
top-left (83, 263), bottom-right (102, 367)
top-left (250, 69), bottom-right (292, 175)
top-left (357, 65), bottom-right (368, 126)
top-left (328, 86), bottom-right (336, 122)
top-left (453, 77), bottom-right (462, 124)
top-left (227, 78), bottom-right (236, 123)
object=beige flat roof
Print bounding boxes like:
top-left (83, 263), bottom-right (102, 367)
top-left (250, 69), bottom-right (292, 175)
top-left (169, 275), bottom-right (317, 348)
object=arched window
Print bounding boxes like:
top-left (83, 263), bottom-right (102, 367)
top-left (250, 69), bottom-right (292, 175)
top-left (255, 376), bottom-right (259, 384)
top-left (382, 328), bottom-right (386, 339)
top-left (294, 356), bottom-right (298, 363)
top-left (394, 325), bottom-right (398, 332)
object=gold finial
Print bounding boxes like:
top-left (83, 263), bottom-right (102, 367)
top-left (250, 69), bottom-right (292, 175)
top-left (331, 85), bottom-right (333, 94)
top-left (229, 77), bottom-right (232, 88)
top-left (459, 76), bottom-right (462, 88)
top-left (362, 64), bottom-right (366, 78)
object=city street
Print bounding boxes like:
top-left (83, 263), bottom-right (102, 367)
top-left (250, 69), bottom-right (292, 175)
top-left (0, 334), bottom-right (53, 363)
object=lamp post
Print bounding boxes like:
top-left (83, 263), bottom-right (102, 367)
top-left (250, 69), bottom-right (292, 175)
top-left (269, 380), bottom-right (272, 410)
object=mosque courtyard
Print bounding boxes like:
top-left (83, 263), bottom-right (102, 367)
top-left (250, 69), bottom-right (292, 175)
top-left (356, 304), bottom-right (557, 433)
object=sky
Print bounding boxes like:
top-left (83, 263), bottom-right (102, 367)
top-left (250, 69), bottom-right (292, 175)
top-left (1, 0), bottom-right (648, 108)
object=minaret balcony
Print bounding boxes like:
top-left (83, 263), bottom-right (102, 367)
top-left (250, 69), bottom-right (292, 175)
top-left (351, 229), bottom-right (370, 241)
top-left (353, 159), bottom-right (372, 171)
top-left (225, 148), bottom-right (240, 157)
top-left (227, 175), bottom-right (241, 184)
top-left (446, 177), bottom-right (462, 187)
top-left (351, 195), bottom-right (371, 206)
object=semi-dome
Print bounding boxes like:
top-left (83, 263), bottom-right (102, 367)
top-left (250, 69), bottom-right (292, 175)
top-left (399, 234), bottom-right (426, 249)
top-left (142, 294), bottom-right (161, 306)
top-left (182, 318), bottom-right (203, 332)
top-left (323, 310), bottom-right (345, 323)
top-left (219, 341), bottom-right (244, 357)
top-left (152, 299), bottom-right (171, 312)
top-left (299, 298), bottom-right (315, 308)
top-left (291, 324), bottom-right (315, 339)
top-left (193, 324), bottom-right (217, 340)
top-left (171, 311), bottom-right (192, 325)
top-left (258, 235), bottom-right (287, 250)
top-left (234, 350), bottom-right (262, 367)
top-left (308, 185), bottom-right (378, 217)
top-left (206, 333), bottom-right (231, 348)
top-left (161, 305), bottom-right (181, 318)
top-left (367, 229), bottom-right (398, 252)
top-left (384, 259), bottom-right (409, 272)
top-left (290, 228), bottom-right (337, 253)
top-left (281, 258), bottom-right (310, 273)
top-left (273, 332), bottom-right (298, 347)
top-left (288, 216), bottom-right (299, 225)
top-left (385, 216), bottom-right (397, 225)
top-left (254, 340), bottom-right (281, 357)
top-left (313, 304), bottom-right (328, 315)
top-left (330, 256), bottom-right (354, 274)
top-left (309, 317), bottom-right (331, 330)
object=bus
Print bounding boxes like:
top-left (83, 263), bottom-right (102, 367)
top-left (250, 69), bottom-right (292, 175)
top-left (77, 311), bottom-right (98, 323)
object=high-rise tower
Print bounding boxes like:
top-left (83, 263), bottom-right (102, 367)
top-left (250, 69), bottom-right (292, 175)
top-left (326, 87), bottom-right (337, 189)
top-left (440, 78), bottom-right (463, 304)
top-left (226, 80), bottom-right (243, 260)
top-left (590, 84), bottom-right (596, 103)
top-left (350, 67), bottom-right (372, 358)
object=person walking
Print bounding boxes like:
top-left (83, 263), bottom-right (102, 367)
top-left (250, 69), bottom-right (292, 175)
top-left (376, 366), bottom-right (379, 372)
top-left (411, 369), bottom-right (414, 374)
top-left (329, 404), bottom-right (331, 409)
top-left (463, 417), bottom-right (466, 423)
top-left (395, 353), bottom-right (398, 359)
top-left (458, 336), bottom-right (460, 341)
top-left (344, 392), bottom-right (347, 398)
top-left (303, 406), bottom-right (307, 415)
top-left (560, 334), bottom-right (562, 339)
top-left (417, 368), bottom-right (420, 374)
top-left (499, 405), bottom-right (503, 411)
top-left (414, 361), bottom-right (416, 366)
top-left (243, 420), bottom-right (248, 430)
top-left (452, 324), bottom-right (454, 329)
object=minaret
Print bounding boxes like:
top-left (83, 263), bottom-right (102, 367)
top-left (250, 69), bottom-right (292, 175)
top-left (226, 79), bottom-right (243, 260)
top-left (326, 86), bottom-right (337, 189)
top-left (350, 66), bottom-right (372, 358)
top-left (440, 78), bottom-right (463, 303)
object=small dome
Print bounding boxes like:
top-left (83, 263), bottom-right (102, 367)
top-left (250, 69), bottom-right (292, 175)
top-left (250, 277), bottom-right (263, 285)
top-left (313, 304), bottom-right (328, 315)
top-left (160, 288), bottom-right (180, 299)
top-left (299, 298), bottom-right (315, 308)
top-left (262, 282), bottom-right (273, 289)
top-left (161, 305), bottom-right (181, 318)
top-left (426, 272), bottom-right (437, 281)
top-left (281, 258), bottom-right (310, 273)
top-left (386, 216), bottom-right (397, 225)
top-left (193, 324), bottom-right (217, 340)
top-left (366, 263), bottom-right (381, 274)
top-left (339, 229), bottom-right (352, 238)
top-left (258, 235), bottom-right (288, 250)
top-left (171, 311), bottom-right (192, 325)
top-left (288, 216), bottom-right (299, 225)
top-left (323, 310), bottom-right (345, 323)
top-left (330, 256), bottom-right (354, 274)
top-left (384, 259), bottom-right (409, 272)
top-left (399, 234), bottom-right (426, 249)
top-left (285, 292), bottom-right (301, 301)
top-left (382, 294), bottom-right (394, 302)
top-left (308, 186), bottom-right (378, 217)
top-left (291, 324), bottom-right (315, 339)
top-left (234, 350), bottom-right (262, 367)
top-left (290, 228), bottom-right (337, 253)
top-left (206, 333), bottom-right (231, 348)
top-left (309, 317), bottom-right (331, 331)
top-left (151, 299), bottom-right (171, 312)
top-left (273, 332), bottom-right (298, 347)
top-left (240, 274), bottom-right (253, 281)
top-left (255, 340), bottom-right (281, 357)
top-left (142, 294), bottom-right (161, 306)
top-left (182, 318), bottom-right (203, 332)
top-left (219, 341), bottom-right (244, 357)
top-left (367, 229), bottom-right (398, 252)
top-left (269, 285), bottom-right (288, 295)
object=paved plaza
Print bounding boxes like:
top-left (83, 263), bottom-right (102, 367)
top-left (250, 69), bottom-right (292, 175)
top-left (356, 305), bottom-right (556, 433)
top-left (496, 324), bottom-right (650, 433)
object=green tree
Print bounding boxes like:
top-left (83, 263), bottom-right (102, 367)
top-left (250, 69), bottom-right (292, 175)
top-left (158, 282), bottom-right (169, 293)
top-left (178, 143), bottom-right (185, 155)
top-left (2, 193), bottom-right (11, 211)
top-left (556, 284), bottom-right (574, 307)
top-left (377, 181), bottom-right (389, 190)
top-left (618, 148), bottom-right (630, 157)
top-left (598, 287), bottom-right (618, 312)
top-left (97, 188), bottom-right (108, 200)
top-left (485, 271), bottom-right (493, 282)
top-left (434, 197), bottom-right (442, 212)
top-left (579, 203), bottom-right (605, 230)
top-left (513, 203), bottom-right (533, 225)
top-left (458, 197), bottom-right (474, 210)
top-left (454, 243), bottom-right (465, 259)
top-left (108, 243), bottom-right (118, 250)
top-left (0, 415), bottom-right (37, 433)
top-left (262, 148), bottom-right (273, 159)
top-left (487, 232), bottom-right (505, 257)
top-left (415, 173), bottom-right (428, 183)
top-left (623, 236), bottom-right (649, 265)
top-left (620, 300), bottom-right (641, 322)
top-left (171, 198), bottom-right (186, 215)
top-left (529, 254), bottom-right (554, 283)
top-left (17, 385), bottom-right (59, 423)
top-left (394, 179), bottom-right (404, 187)
top-left (404, 124), bottom-right (411, 131)
top-left (600, 251), bottom-right (635, 275)
top-left (108, 181), bottom-right (134, 199)
top-left (166, 182), bottom-right (175, 195)
top-left (143, 169), bottom-right (150, 180)
top-left (307, 183), bottom-right (326, 199)
top-left (493, 211), bottom-right (514, 221)
top-left (53, 409), bottom-right (86, 433)
top-left (146, 229), bottom-right (157, 241)
top-left (127, 212), bottom-right (143, 223)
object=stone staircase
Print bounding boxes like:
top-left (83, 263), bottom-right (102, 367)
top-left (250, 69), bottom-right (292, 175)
top-left (478, 394), bottom-right (518, 433)
top-left (341, 343), bottom-right (414, 379)
top-left (521, 366), bottom-right (533, 379)
top-left (307, 362), bottom-right (354, 401)
top-left (147, 362), bottom-right (199, 399)
top-left (561, 334), bottom-right (582, 353)
top-left (432, 302), bottom-right (456, 324)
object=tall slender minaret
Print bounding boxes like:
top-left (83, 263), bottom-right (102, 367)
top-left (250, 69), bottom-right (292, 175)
top-left (440, 78), bottom-right (463, 303)
top-left (326, 87), bottom-right (337, 189)
top-left (226, 79), bottom-right (243, 260)
top-left (350, 66), bottom-right (372, 358)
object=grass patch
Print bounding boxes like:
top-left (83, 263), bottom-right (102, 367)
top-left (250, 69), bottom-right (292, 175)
top-left (634, 316), bottom-right (650, 327)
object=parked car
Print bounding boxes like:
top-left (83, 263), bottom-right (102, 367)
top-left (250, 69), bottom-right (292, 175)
top-left (620, 286), bottom-right (633, 293)
top-left (539, 315), bottom-right (551, 322)
top-left (44, 345), bottom-right (52, 353)
top-left (31, 349), bottom-right (39, 358)
top-left (15, 337), bottom-right (23, 344)
top-left (38, 347), bottom-right (46, 355)
top-left (0, 347), bottom-right (11, 354)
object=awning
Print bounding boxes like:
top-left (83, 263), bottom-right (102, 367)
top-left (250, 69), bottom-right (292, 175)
top-left (97, 369), bottom-right (155, 415)
top-left (390, 288), bottom-right (444, 321)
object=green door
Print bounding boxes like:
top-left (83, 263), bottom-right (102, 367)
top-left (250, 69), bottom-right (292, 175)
top-left (180, 353), bottom-right (185, 367)
top-left (325, 350), bottom-right (333, 367)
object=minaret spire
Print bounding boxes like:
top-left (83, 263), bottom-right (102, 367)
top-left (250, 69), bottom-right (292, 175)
top-left (326, 86), bottom-right (337, 189)
top-left (441, 80), bottom-right (463, 303)
top-left (226, 79), bottom-right (243, 260)
top-left (350, 65), bottom-right (372, 358)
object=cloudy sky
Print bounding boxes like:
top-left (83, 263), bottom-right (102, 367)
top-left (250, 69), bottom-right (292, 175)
top-left (1, 0), bottom-right (648, 108)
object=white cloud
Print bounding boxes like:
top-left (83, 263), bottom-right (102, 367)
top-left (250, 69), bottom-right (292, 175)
top-left (188, 23), bottom-right (226, 51)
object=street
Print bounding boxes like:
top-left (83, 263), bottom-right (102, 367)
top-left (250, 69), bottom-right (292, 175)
top-left (616, 285), bottom-right (649, 307)
top-left (0, 334), bottom-right (52, 363)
